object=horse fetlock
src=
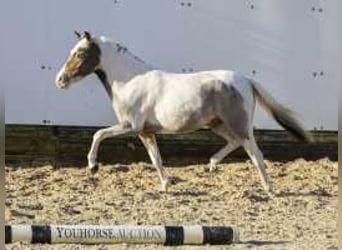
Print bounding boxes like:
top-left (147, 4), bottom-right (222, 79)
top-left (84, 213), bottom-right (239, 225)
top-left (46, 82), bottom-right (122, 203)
top-left (263, 176), bottom-right (273, 193)
top-left (208, 158), bottom-right (219, 172)
top-left (87, 152), bottom-right (96, 165)
top-left (260, 178), bottom-right (274, 199)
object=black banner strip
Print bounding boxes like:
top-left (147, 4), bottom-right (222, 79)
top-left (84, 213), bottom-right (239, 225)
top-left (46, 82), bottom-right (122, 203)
top-left (202, 226), bottom-right (234, 245)
top-left (5, 225), bottom-right (11, 244)
top-left (31, 225), bottom-right (51, 244)
top-left (164, 226), bottom-right (184, 246)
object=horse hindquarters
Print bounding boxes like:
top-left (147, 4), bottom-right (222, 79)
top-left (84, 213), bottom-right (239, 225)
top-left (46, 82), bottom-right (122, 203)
top-left (216, 85), bottom-right (250, 140)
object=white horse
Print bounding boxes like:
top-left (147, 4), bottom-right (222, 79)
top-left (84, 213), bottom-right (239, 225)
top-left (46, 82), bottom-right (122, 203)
top-left (56, 31), bottom-right (312, 194)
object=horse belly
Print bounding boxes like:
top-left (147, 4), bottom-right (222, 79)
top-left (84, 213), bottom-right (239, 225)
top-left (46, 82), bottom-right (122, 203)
top-left (154, 97), bottom-right (216, 133)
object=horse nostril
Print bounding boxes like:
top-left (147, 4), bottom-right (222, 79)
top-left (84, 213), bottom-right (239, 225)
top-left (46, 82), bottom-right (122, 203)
top-left (57, 75), bottom-right (66, 84)
top-left (56, 74), bottom-right (67, 89)
top-left (56, 75), bottom-right (62, 83)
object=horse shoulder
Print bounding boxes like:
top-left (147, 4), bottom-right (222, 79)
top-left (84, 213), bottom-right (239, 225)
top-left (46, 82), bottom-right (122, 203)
top-left (113, 72), bottom-right (161, 127)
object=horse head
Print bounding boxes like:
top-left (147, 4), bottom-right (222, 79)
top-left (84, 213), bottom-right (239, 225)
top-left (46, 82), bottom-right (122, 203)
top-left (55, 31), bottom-right (101, 89)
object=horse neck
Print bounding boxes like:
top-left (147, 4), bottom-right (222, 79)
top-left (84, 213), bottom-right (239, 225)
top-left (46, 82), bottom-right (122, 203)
top-left (99, 41), bottom-right (153, 88)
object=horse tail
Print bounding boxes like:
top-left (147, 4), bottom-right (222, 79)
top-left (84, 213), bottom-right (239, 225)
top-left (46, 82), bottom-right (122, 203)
top-left (249, 78), bottom-right (313, 143)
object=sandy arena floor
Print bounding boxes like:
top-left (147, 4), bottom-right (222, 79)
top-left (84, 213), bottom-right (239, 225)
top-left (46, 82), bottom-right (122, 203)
top-left (5, 158), bottom-right (337, 250)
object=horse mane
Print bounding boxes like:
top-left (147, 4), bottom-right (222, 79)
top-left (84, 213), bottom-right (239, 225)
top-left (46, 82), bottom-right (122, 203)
top-left (97, 36), bottom-right (152, 68)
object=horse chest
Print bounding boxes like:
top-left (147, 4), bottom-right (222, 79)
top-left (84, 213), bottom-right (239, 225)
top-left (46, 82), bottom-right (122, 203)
top-left (111, 98), bottom-right (131, 124)
top-left (111, 92), bottom-right (152, 128)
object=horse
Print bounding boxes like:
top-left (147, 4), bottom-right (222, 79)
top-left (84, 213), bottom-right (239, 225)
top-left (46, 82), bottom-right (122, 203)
top-left (56, 31), bottom-right (312, 194)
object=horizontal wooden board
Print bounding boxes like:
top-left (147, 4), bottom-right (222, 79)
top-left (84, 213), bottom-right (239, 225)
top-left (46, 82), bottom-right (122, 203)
top-left (5, 125), bottom-right (337, 166)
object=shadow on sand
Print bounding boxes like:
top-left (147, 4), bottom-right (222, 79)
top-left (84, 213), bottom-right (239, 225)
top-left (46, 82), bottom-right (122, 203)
top-left (275, 189), bottom-right (334, 198)
top-left (168, 190), bottom-right (208, 196)
top-left (238, 240), bottom-right (291, 246)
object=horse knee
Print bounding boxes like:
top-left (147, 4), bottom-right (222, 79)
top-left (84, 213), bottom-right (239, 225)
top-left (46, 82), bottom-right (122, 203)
top-left (93, 130), bottom-right (104, 142)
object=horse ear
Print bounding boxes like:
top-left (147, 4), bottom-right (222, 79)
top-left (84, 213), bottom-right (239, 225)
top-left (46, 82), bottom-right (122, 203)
top-left (74, 31), bottom-right (81, 40)
top-left (83, 31), bottom-right (92, 41)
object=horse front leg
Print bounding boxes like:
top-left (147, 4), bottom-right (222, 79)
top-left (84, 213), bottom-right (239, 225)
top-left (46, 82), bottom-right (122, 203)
top-left (139, 133), bottom-right (171, 191)
top-left (87, 124), bottom-right (133, 174)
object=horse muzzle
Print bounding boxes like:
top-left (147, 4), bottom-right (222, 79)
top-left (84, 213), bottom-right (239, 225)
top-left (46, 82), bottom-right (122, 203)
top-left (55, 74), bottom-right (70, 89)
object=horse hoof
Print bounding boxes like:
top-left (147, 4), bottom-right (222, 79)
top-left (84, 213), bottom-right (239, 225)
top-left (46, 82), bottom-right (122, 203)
top-left (267, 191), bottom-right (275, 199)
top-left (89, 164), bottom-right (99, 175)
top-left (209, 166), bottom-right (218, 173)
top-left (205, 162), bottom-right (218, 173)
top-left (161, 178), bottom-right (172, 192)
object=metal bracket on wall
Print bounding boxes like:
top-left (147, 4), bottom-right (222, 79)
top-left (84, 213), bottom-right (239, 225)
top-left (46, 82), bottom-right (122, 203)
top-left (311, 6), bottom-right (323, 13)
top-left (181, 67), bottom-right (194, 73)
top-left (42, 120), bottom-right (52, 125)
top-left (312, 71), bottom-right (324, 78)
top-left (180, 2), bottom-right (193, 7)
top-left (40, 65), bottom-right (52, 71)
top-left (246, 0), bottom-right (255, 10)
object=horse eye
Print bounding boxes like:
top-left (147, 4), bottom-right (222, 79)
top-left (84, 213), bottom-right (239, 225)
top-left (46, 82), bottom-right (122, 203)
top-left (74, 52), bottom-right (85, 59)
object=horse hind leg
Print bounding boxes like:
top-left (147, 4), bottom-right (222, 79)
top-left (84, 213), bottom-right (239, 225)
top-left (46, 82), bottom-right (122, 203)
top-left (242, 134), bottom-right (273, 195)
top-left (218, 84), bottom-right (251, 141)
top-left (209, 124), bottom-right (240, 172)
top-left (209, 94), bottom-right (249, 171)
top-left (139, 133), bottom-right (171, 191)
